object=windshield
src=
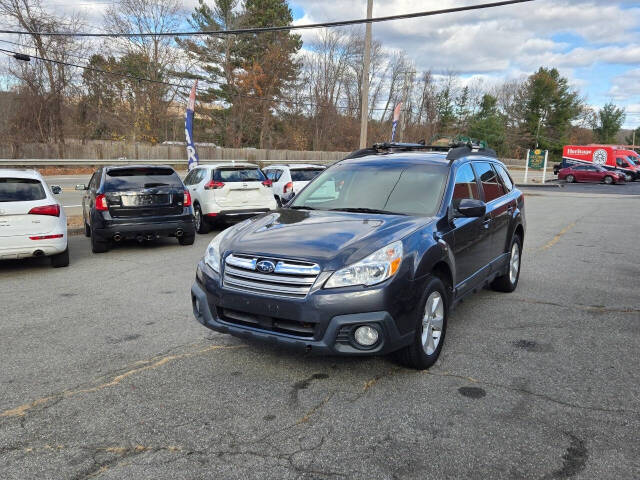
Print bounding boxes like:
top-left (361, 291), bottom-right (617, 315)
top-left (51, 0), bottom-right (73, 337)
top-left (626, 155), bottom-right (639, 165)
top-left (0, 178), bottom-right (46, 202)
top-left (290, 168), bottom-right (324, 182)
top-left (105, 167), bottom-right (182, 192)
top-left (214, 168), bottom-right (266, 182)
top-left (290, 161), bottom-right (448, 216)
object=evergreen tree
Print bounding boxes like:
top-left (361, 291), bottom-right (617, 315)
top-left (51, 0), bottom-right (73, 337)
top-left (468, 94), bottom-right (506, 153)
top-left (516, 67), bottom-right (583, 154)
top-left (592, 102), bottom-right (625, 144)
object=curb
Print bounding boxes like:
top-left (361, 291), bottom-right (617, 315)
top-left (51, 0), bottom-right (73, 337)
top-left (68, 227), bottom-right (85, 237)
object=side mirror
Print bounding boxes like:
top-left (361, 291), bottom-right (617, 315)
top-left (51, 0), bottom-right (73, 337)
top-left (456, 198), bottom-right (486, 218)
top-left (75, 184), bottom-right (88, 191)
top-left (51, 185), bottom-right (62, 195)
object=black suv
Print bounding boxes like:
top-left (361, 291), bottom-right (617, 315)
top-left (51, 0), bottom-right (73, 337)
top-left (190, 144), bottom-right (525, 369)
top-left (78, 165), bottom-right (195, 253)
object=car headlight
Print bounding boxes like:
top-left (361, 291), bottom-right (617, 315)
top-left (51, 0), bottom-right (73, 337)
top-left (204, 230), bottom-right (228, 273)
top-left (324, 241), bottom-right (403, 288)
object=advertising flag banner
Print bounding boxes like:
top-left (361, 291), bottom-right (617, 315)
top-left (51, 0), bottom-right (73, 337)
top-left (391, 103), bottom-right (403, 142)
top-left (185, 80), bottom-right (199, 171)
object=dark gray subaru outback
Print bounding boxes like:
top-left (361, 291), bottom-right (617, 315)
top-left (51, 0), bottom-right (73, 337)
top-left (191, 143), bottom-right (525, 369)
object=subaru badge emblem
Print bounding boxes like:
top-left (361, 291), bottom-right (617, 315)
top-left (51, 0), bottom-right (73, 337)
top-left (256, 260), bottom-right (276, 274)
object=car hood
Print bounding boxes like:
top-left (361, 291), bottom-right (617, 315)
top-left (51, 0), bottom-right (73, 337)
top-left (221, 209), bottom-right (432, 269)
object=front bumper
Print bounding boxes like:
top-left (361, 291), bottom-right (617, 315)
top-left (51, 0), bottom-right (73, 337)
top-left (190, 262), bottom-right (415, 356)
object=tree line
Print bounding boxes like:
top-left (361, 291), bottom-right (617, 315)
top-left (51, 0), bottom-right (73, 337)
top-left (0, 0), bottom-right (631, 159)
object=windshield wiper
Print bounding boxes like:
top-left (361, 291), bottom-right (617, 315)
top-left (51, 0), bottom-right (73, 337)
top-left (288, 205), bottom-right (316, 210)
top-left (329, 207), bottom-right (406, 215)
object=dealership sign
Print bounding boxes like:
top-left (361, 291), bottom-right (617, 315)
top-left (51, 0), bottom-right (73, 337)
top-left (524, 149), bottom-right (549, 184)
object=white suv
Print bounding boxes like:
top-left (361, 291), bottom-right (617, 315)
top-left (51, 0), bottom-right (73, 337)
top-left (0, 169), bottom-right (69, 267)
top-left (263, 164), bottom-right (326, 204)
top-left (184, 163), bottom-right (277, 234)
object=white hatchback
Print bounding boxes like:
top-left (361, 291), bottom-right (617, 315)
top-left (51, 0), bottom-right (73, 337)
top-left (0, 169), bottom-right (69, 267)
top-left (263, 164), bottom-right (326, 204)
top-left (184, 163), bottom-right (277, 234)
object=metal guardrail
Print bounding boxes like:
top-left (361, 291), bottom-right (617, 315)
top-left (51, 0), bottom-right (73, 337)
top-left (0, 157), bottom-right (526, 167)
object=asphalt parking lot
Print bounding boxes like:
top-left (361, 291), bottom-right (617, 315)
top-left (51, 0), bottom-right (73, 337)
top-left (1, 189), bottom-right (639, 479)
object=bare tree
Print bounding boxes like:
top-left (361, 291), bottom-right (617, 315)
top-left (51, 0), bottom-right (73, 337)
top-left (104, 0), bottom-right (185, 141)
top-left (0, 0), bottom-right (87, 153)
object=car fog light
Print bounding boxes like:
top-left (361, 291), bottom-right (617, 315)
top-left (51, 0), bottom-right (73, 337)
top-left (354, 326), bottom-right (379, 347)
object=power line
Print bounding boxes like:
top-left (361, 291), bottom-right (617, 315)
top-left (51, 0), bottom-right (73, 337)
top-left (0, 0), bottom-right (534, 37)
top-left (0, 46), bottom-right (408, 112)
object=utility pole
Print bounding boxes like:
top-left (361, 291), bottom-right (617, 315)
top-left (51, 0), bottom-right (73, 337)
top-left (359, 0), bottom-right (373, 149)
top-left (535, 116), bottom-right (542, 149)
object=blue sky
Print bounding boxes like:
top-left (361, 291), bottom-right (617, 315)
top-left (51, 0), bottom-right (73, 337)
top-left (1, 0), bottom-right (639, 129)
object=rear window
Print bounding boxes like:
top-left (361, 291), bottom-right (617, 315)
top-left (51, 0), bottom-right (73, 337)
top-left (104, 167), bottom-right (183, 192)
top-left (214, 168), bottom-right (266, 182)
top-left (290, 168), bottom-right (324, 182)
top-left (0, 178), bottom-right (46, 202)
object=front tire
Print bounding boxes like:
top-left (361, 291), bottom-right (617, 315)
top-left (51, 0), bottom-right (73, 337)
top-left (491, 235), bottom-right (522, 293)
top-left (395, 277), bottom-right (448, 370)
top-left (194, 204), bottom-right (210, 234)
top-left (51, 248), bottom-right (69, 268)
top-left (604, 175), bottom-right (613, 185)
top-left (566, 174), bottom-right (575, 183)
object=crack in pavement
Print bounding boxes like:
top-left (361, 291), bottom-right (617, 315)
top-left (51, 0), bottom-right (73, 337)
top-left (0, 344), bottom-right (245, 419)
top-left (512, 296), bottom-right (640, 315)
top-left (424, 370), bottom-right (639, 415)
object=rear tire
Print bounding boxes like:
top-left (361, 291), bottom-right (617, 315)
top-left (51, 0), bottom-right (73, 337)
top-left (84, 221), bottom-right (91, 237)
top-left (91, 232), bottom-right (109, 254)
top-left (566, 174), bottom-right (575, 183)
top-left (275, 196), bottom-right (282, 207)
top-left (491, 235), bottom-right (522, 293)
top-left (194, 204), bottom-right (210, 234)
top-left (604, 175), bottom-right (613, 185)
top-left (51, 248), bottom-right (69, 268)
top-left (179, 234), bottom-right (195, 246)
top-left (395, 277), bottom-right (448, 370)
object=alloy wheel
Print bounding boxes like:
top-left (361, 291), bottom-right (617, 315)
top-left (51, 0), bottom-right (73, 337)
top-left (422, 291), bottom-right (444, 355)
top-left (509, 242), bottom-right (520, 284)
top-left (194, 207), bottom-right (202, 231)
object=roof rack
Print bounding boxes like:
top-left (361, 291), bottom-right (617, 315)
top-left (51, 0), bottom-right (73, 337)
top-left (343, 139), bottom-right (496, 161)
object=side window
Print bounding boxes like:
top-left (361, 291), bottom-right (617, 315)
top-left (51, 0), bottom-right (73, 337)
top-left (89, 171), bottom-right (100, 190)
top-left (274, 169), bottom-right (284, 182)
top-left (495, 164), bottom-right (513, 192)
top-left (265, 170), bottom-right (277, 181)
top-left (474, 162), bottom-right (506, 202)
top-left (452, 163), bottom-right (479, 208)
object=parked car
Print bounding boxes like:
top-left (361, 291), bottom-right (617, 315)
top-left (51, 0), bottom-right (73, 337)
top-left (184, 163), bottom-right (277, 234)
top-left (558, 164), bottom-right (625, 184)
top-left (558, 145), bottom-right (640, 181)
top-left (77, 165), bottom-right (195, 253)
top-left (263, 164), bottom-right (326, 205)
top-left (0, 169), bottom-right (68, 267)
top-left (190, 143), bottom-right (525, 370)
